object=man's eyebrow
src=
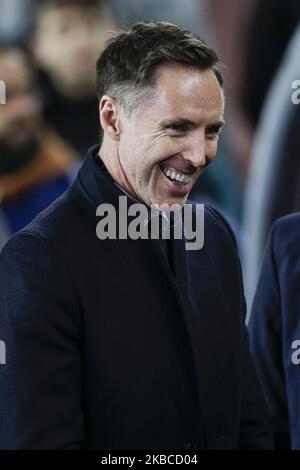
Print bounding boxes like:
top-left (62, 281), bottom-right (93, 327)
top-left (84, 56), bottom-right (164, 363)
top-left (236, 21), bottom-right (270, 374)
top-left (159, 118), bottom-right (197, 128)
top-left (206, 120), bottom-right (225, 130)
top-left (208, 119), bottom-right (225, 127)
top-left (159, 118), bottom-right (225, 128)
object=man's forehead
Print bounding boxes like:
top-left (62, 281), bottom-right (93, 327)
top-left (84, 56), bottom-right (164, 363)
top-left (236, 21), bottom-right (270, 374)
top-left (155, 62), bottom-right (221, 89)
top-left (146, 63), bottom-right (224, 123)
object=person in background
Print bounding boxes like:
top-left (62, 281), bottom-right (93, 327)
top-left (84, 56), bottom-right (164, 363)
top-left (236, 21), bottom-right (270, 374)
top-left (249, 212), bottom-right (300, 450)
top-left (0, 47), bottom-right (78, 235)
top-left (32, 0), bottom-right (116, 155)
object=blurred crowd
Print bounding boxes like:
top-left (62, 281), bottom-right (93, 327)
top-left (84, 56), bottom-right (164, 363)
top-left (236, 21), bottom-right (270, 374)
top-left (1, 0), bottom-right (300, 311)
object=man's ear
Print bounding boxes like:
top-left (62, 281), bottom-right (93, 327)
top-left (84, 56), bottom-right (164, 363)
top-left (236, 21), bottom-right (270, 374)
top-left (99, 95), bottom-right (121, 141)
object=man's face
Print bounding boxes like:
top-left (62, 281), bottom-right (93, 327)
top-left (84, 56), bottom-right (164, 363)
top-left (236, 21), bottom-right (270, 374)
top-left (116, 63), bottom-right (225, 207)
top-left (0, 51), bottom-right (41, 147)
top-left (34, 6), bottom-right (114, 98)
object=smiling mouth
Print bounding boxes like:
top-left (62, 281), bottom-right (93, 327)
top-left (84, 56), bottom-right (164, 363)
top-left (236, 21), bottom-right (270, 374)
top-left (160, 166), bottom-right (193, 185)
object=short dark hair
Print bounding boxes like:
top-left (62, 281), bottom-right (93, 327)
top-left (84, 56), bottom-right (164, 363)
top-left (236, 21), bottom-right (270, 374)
top-left (96, 21), bottom-right (223, 114)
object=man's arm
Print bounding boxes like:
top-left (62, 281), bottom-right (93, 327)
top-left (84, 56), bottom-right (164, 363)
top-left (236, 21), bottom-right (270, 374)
top-left (0, 232), bottom-right (83, 449)
top-left (249, 223), bottom-right (291, 449)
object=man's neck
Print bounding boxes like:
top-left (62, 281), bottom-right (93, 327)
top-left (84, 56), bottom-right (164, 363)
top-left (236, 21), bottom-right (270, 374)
top-left (97, 146), bottom-right (142, 205)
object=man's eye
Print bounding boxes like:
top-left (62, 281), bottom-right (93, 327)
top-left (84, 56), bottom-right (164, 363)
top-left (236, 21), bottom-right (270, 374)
top-left (167, 124), bottom-right (188, 134)
top-left (206, 126), bottom-right (222, 140)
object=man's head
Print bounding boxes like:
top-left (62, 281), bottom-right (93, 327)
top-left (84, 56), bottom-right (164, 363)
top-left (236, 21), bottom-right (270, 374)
top-left (0, 48), bottom-right (43, 176)
top-left (0, 48), bottom-right (41, 148)
top-left (34, 0), bottom-right (116, 99)
top-left (97, 21), bottom-right (225, 207)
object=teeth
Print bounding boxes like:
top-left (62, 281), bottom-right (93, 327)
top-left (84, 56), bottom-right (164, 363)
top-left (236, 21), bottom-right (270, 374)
top-left (163, 168), bottom-right (192, 184)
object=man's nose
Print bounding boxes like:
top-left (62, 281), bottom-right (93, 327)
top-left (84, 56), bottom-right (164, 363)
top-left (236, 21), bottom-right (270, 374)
top-left (183, 133), bottom-right (207, 169)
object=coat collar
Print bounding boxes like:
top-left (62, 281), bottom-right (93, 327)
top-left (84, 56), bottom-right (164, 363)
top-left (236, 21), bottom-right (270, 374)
top-left (70, 144), bottom-right (122, 214)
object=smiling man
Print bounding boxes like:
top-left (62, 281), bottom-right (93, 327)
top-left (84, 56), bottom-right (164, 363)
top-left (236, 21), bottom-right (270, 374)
top-left (0, 21), bottom-right (271, 449)
top-left (98, 60), bottom-right (224, 207)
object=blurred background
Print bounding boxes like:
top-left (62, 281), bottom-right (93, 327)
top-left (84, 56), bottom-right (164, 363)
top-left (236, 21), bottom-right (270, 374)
top-left (1, 0), bottom-right (300, 317)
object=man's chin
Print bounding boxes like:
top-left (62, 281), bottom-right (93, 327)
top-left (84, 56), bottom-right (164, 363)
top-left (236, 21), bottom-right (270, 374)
top-left (150, 193), bottom-right (188, 208)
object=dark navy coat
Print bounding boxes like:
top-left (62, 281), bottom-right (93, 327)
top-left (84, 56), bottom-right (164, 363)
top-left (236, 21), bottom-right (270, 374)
top-left (250, 212), bottom-right (300, 449)
top-left (0, 145), bottom-right (271, 449)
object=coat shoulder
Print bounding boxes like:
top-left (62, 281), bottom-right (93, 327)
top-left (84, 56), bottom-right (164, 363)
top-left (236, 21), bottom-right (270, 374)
top-left (204, 204), bottom-right (237, 248)
top-left (270, 212), bottom-right (300, 261)
top-left (2, 188), bottom-right (82, 251)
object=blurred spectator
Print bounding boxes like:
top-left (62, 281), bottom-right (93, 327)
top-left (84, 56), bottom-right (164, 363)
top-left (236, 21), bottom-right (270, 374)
top-left (32, 0), bottom-right (116, 154)
top-left (0, 47), bottom-right (78, 234)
